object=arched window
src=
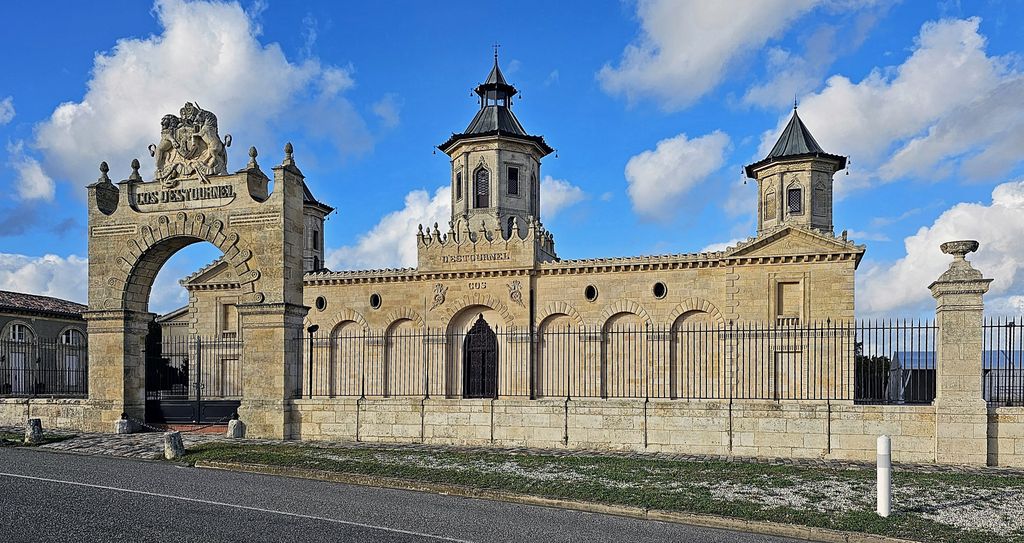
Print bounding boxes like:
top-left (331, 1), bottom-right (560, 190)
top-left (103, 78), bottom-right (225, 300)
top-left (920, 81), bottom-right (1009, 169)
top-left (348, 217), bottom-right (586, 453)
top-left (8, 322), bottom-right (33, 342)
top-left (455, 171), bottom-right (463, 200)
top-left (474, 168), bottom-right (490, 209)
top-left (507, 216), bottom-right (516, 237)
top-left (59, 328), bottom-right (86, 391)
top-left (311, 230), bottom-right (319, 250)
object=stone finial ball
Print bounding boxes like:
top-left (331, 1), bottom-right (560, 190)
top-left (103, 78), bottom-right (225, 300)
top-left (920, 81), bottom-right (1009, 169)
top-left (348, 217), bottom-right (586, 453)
top-left (99, 161), bottom-right (109, 173)
top-left (131, 158), bottom-right (140, 170)
top-left (940, 240), bottom-right (979, 258)
top-left (284, 142), bottom-right (294, 155)
top-left (249, 146), bottom-right (257, 158)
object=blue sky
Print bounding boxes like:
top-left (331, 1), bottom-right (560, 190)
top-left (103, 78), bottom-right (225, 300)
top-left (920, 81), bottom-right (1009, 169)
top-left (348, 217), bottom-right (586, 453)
top-left (1, 0), bottom-right (1024, 317)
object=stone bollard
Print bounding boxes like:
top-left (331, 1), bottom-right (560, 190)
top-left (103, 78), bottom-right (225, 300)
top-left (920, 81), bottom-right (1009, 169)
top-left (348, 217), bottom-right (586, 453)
top-left (114, 413), bottom-right (132, 434)
top-left (24, 418), bottom-right (43, 444)
top-left (163, 431), bottom-right (186, 460)
top-left (226, 415), bottom-right (245, 439)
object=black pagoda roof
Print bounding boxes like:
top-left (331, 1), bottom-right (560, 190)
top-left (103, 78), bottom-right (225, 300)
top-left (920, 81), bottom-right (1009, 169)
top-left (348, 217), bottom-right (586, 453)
top-left (745, 109), bottom-right (846, 178)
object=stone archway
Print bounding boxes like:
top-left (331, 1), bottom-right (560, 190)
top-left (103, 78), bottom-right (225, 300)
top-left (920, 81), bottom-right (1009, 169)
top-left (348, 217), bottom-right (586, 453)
top-left (83, 106), bottom-right (309, 438)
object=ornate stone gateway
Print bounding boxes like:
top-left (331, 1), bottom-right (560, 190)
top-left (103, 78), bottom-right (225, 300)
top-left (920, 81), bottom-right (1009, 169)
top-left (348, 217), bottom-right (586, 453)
top-left (144, 334), bottom-right (242, 424)
top-left (84, 104), bottom-right (307, 437)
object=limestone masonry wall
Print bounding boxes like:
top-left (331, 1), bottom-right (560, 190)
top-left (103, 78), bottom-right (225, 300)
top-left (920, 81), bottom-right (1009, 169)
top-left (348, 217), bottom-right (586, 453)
top-left (283, 398), bottom-right (965, 464)
top-left (988, 407), bottom-right (1024, 468)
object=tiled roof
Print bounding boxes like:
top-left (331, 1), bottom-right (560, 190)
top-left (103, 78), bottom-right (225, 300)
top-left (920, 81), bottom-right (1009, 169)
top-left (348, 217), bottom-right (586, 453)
top-left (0, 290), bottom-right (87, 318)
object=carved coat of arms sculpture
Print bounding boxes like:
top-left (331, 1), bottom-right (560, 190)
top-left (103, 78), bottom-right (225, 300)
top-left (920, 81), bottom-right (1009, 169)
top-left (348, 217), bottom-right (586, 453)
top-left (148, 102), bottom-right (232, 187)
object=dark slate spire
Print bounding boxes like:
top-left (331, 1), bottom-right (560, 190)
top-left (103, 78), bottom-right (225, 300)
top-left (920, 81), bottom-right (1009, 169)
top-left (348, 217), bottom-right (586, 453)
top-left (744, 107), bottom-right (846, 178)
top-left (438, 52), bottom-right (553, 156)
top-left (766, 108), bottom-right (825, 159)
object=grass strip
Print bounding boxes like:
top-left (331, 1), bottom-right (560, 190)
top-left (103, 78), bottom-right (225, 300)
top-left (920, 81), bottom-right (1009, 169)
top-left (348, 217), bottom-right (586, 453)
top-left (177, 442), bottom-right (1024, 543)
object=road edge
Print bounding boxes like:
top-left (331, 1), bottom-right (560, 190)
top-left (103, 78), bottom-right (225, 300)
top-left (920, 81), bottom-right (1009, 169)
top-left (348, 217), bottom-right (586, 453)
top-left (194, 460), bottom-right (915, 543)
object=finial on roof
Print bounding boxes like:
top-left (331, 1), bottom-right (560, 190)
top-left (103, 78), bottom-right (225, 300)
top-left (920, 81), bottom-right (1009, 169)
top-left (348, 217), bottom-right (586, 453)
top-left (128, 158), bottom-right (142, 181)
top-left (283, 142), bottom-right (295, 166)
top-left (794, 96), bottom-right (798, 111)
top-left (98, 161), bottom-right (111, 184)
top-left (247, 146), bottom-right (259, 170)
top-left (492, 42), bottom-right (501, 61)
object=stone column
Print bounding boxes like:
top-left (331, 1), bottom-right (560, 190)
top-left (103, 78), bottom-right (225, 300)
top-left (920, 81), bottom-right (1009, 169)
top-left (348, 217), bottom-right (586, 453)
top-left (929, 240), bottom-right (992, 465)
top-left (82, 309), bottom-right (154, 433)
top-left (237, 302), bottom-right (308, 439)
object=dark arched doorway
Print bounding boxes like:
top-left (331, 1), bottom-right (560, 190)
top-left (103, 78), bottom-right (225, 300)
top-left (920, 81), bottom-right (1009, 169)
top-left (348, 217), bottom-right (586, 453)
top-left (463, 315), bottom-right (497, 398)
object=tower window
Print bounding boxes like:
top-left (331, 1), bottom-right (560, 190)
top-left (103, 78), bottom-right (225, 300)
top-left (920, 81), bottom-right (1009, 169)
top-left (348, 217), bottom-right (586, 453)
top-left (456, 171), bottom-right (463, 200)
top-left (507, 167), bottom-right (519, 196)
top-left (507, 216), bottom-right (516, 237)
top-left (787, 188), bottom-right (802, 214)
top-left (311, 230), bottom-right (319, 250)
top-left (474, 168), bottom-right (490, 209)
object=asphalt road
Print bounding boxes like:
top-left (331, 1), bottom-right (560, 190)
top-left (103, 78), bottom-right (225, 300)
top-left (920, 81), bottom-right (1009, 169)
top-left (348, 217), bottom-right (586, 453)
top-left (0, 447), bottom-right (805, 543)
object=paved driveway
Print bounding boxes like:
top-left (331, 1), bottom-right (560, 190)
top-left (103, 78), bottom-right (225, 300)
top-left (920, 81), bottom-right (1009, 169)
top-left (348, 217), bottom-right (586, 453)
top-left (0, 447), bottom-right (805, 543)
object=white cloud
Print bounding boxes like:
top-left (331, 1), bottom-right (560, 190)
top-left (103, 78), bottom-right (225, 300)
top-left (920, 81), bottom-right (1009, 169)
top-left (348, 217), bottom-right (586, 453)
top-left (760, 17), bottom-right (1020, 194)
top-left (624, 131), bottom-right (730, 222)
top-left (6, 141), bottom-right (55, 201)
top-left (858, 180), bottom-right (1024, 316)
top-left (700, 238), bottom-right (744, 253)
top-left (0, 96), bottom-right (14, 125)
top-left (599, 0), bottom-right (820, 110)
top-left (33, 0), bottom-right (370, 189)
top-left (372, 93), bottom-right (402, 128)
top-left (327, 186), bottom-right (451, 270)
top-left (0, 253), bottom-right (88, 303)
top-left (540, 176), bottom-right (585, 219)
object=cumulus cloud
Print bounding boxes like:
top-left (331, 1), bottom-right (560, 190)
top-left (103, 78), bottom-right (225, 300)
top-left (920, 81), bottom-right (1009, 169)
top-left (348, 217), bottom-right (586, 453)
top-left (6, 141), bottom-right (55, 201)
top-left (327, 186), bottom-right (451, 270)
top-left (0, 253), bottom-right (88, 303)
top-left (372, 93), bottom-right (402, 128)
top-left (0, 96), bottom-right (13, 125)
top-left (599, 0), bottom-right (820, 110)
top-left (858, 180), bottom-right (1024, 316)
top-left (760, 17), bottom-right (1021, 194)
top-left (624, 131), bottom-right (730, 222)
top-left (33, 0), bottom-right (371, 189)
top-left (540, 176), bottom-right (585, 219)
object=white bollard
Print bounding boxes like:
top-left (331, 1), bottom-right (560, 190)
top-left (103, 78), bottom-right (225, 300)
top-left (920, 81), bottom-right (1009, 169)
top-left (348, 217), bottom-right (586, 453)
top-left (877, 435), bottom-right (891, 517)
top-left (25, 418), bottom-right (43, 444)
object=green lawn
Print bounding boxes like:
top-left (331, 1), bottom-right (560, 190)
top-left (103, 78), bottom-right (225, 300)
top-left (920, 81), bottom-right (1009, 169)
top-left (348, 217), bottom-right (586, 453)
top-left (178, 442), bottom-right (1024, 543)
top-left (0, 431), bottom-right (73, 447)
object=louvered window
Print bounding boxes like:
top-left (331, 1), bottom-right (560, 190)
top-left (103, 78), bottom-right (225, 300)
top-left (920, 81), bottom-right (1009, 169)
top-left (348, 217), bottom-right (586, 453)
top-left (475, 169), bottom-right (490, 208)
top-left (787, 188), bottom-right (802, 214)
top-left (507, 167), bottom-right (519, 196)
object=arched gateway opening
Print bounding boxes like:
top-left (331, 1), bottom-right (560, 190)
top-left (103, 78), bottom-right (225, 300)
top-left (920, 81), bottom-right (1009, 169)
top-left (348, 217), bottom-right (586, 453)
top-left (84, 104), bottom-right (308, 438)
top-left (463, 315), bottom-right (498, 398)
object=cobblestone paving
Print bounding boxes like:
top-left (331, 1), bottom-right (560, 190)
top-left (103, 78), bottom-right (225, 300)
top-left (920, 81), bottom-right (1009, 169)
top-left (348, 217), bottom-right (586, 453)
top-left (4, 424), bottom-right (1023, 475)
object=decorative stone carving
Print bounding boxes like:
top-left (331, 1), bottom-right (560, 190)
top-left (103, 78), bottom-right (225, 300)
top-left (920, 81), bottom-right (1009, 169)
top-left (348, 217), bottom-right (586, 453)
top-left (430, 283), bottom-right (447, 311)
top-left (507, 279), bottom-right (525, 308)
top-left (148, 102), bottom-right (232, 187)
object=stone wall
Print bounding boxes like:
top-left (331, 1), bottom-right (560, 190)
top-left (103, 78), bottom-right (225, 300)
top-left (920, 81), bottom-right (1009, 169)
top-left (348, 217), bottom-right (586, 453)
top-left (988, 407), bottom-right (1024, 468)
top-left (0, 398), bottom-right (87, 431)
top-left (286, 398), bottom-right (956, 464)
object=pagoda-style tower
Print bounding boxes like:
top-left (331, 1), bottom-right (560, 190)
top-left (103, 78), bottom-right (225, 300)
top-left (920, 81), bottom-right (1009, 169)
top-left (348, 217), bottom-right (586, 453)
top-left (745, 108), bottom-right (846, 235)
top-left (438, 53), bottom-right (554, 237)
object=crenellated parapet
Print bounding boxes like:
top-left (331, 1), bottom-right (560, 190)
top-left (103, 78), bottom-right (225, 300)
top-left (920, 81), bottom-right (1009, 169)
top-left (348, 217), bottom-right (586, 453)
top-left (416, 215), bottom-right (557, 273)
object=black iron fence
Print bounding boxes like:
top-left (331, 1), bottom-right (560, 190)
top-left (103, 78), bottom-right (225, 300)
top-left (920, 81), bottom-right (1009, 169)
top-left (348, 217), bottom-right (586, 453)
top-left (296, 320), bottom-right (945, 403)
top-left (0, 338), bottom-right (88, 397)
top-left (983, 316), bottom-right (1024, 406)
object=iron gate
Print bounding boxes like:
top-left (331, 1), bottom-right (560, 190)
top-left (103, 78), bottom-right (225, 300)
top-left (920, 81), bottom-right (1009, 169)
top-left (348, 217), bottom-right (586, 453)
top-left (463, 316), bottom-right (498, 398)
top-left (144, 334), bottom-right (243, 423)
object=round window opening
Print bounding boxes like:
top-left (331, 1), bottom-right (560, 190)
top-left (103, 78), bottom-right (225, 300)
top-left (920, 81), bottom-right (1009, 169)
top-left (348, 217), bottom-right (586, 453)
top-left (315, 296), bottom-right (327, 311)
top-left (369, 293), bottom-right (382, 309)
top-left (584, 285), bottom-right (598, 302)
top-left (653, 282), bottom-right (668, 299)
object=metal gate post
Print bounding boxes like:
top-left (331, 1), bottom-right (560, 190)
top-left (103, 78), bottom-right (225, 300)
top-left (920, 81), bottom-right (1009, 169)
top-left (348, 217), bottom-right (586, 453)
top-left (194, 336), bottom-right (202, 423)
